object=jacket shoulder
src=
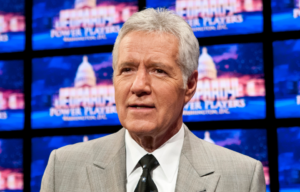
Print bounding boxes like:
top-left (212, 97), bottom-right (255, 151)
top-left (54, 129), bottom-right (125, 163)
top-left (202, 138), bottom-right (258, 164)
top-left (188, 130), bottom-right (260, 174)
top-left (187, 131), bottom-right (265, 191)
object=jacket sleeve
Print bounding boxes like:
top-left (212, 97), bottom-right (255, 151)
top-left (249, 160), bottom-right (266, 192)
top-left (40, 150), bottom-right (57, 192)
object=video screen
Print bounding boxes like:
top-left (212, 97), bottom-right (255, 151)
top-left (0, 60), bottom-right (24, 131)
top-left (273, 39), bottom-right (300, 119)
top-left (272, 0), bottom-right (300, 32)
top-left (278, 127), bottom-right (300, 192)
top-left (192, 129), bottom-right (270, 192)
top-left (183, 43), bottom-right (265, 122)
top-left (0, 0), bottom-right (25, 53)
top-left (31, 53), bottom-right (120, 129)
top-left (31, 134), bottom-right (108, 192)
top-left (32, 0), bottom-right (138, 50)
top-left (0, 138), bottom-right (23, 192)
top-left (146, 0), bottom-right (263, 38)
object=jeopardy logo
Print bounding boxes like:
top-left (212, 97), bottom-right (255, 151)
top-left (50, 56), bottom-right (116, 121)
top-left (184, 46), bottom-right (265, 116)
top-left (175, 0), bottom-right (262, 32)
top-left (51, 0), bottom-right (137, 42)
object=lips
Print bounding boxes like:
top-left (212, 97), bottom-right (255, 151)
top-left (128, 104), bottom-right (155, 109)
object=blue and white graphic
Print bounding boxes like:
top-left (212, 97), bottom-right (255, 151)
top-left (31, 53), bottom-right (119, 129)
top-left (0, 138), bottom-right (23, 191)
top-left (147, 0), bottom-right (263, 38)
top-left (272, 0), bottom-right (300, 32)
top-left (32, 0), bottom-right (138, 50)
top-left (0, 60), bottom-right (24, 130)
top-left (183, 43), bottom-right (265, 122)
top-left (278, 127), bottom-right (300, 192)
top-left (0, 0), bottom-right (25, 53)
top-left (273, 39), bottom-right (300, 119)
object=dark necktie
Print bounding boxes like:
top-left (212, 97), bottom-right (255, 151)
top-left (134, 154), bottom-right (159, 192)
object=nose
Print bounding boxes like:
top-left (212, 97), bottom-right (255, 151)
top-left (130, 66), bottom-right (151, 97)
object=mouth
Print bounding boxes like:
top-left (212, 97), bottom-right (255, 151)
top-left (128, 104), bottom-right (155, 109)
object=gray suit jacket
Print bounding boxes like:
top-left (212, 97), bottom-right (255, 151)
top-left (40, 125), bottom-right (266, 192)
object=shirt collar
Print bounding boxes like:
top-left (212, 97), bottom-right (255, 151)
top-left (125, 124), bottom-right (185, 182)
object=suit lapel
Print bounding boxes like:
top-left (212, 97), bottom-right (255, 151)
top-left (175, 155), bottom-right (206, 192)
top-left (86, 129), bottom-right (127, 192)
top-left (175, 125), bottom-right (221, 192)
top-left (85, 126), bottom-right (221, 192)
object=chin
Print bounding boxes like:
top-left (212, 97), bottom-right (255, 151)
top-left (124, 119), bottom-right (158, 136)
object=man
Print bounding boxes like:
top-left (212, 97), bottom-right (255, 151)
top-left (41, 8), bottom-right (266, 192)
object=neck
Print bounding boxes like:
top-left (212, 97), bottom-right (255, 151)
top-left (129, 121), bottom-right (182, 153)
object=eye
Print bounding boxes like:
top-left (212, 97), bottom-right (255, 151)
top-left (121, 68), bottom-right (132, 73)
top-left (155, 69), bottom-right (166, 74)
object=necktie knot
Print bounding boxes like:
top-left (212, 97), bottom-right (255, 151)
top-left (135, 154), bottom-right (159, 192)
top-left (139, 154), bottom-right (159, 171)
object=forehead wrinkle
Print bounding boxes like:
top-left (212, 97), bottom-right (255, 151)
top-left (118, 62), bottom-right (137, 69)
top-left (144, 54), bottom-right (172, 66)
top-left (118, 31), bottom-right (180, 70)
top-left (143, 43), bottom-right (179, 68)
top-left (122, 31), bottom-right (178, 54)
top-left (117, 47), bottom-right (141, 68)
top-left (145, 50), bottom-right (179, 71)
top-left (120, 47), bottom-right (170, 67)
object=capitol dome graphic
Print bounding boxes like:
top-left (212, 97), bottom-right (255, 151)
top-left (198, 47), bottom-right (217, 80)
top-left (74, 56), bottom-right (96, 87)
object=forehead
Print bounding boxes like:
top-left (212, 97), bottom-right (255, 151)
top-left (117, 31), bottom-right (179, 64)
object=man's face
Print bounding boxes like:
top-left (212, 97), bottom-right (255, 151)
top-left (114, 31), bottom-right (192, 137)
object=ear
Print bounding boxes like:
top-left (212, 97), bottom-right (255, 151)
top-left (184, 70), bottom-right (198, 104)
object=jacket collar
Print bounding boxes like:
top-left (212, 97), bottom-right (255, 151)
top-left (175, 124), bottom-right (220, 192)
top-left (87, 128), bottom-right (127, 192)
top-left (92, 128), bottom-right (126, 169)
top-left (181, 124), bottom-right (215, 176)
top-left (86, 125), bottom-right (220, 192)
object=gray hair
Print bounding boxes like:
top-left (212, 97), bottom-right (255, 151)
top-left (112, 8), bottom-right (199, 87)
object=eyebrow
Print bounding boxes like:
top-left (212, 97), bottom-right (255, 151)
top-left (117, 62), bottom-right (137, 69)
top-left (148, 62), bottom-right (173, 71)
top-left (117, 61), bottom-right (174, 71)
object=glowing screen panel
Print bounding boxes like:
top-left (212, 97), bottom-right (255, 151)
top-left (31, 53), bottom-right (119, 129)
top-left (183, 43), bottom-right (265, 122)
top-left (192, 129), bottom-right (270, 192)
top-left (31, 134), bottom-right (108, 192)
top-left (32, 0), bottom-right (138, 50)
top-left (273, 39), bottom-right (300, 118)
top-left (146, 0), bottom-right (263, 38)
top-left (0, 60), bottom-right (24, 131)
top-left (0, 0), bottom-right (25, 53)
top-left (277, 127), bottom-right (300, 192)
top-left (0, 138), bottom-right (23, 191)
top-left (272, 0), bottom-right (300, 32)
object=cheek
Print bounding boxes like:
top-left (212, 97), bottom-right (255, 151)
top-left (114, 79), bottom-right (131, 108)
top-left (152, 80), bottom-right (184, 110)
top-left (114, 84), bottom-right (124, 106)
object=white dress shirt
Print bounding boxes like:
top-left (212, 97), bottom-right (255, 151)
top-left (125, 125), bottom-right (184, 192)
